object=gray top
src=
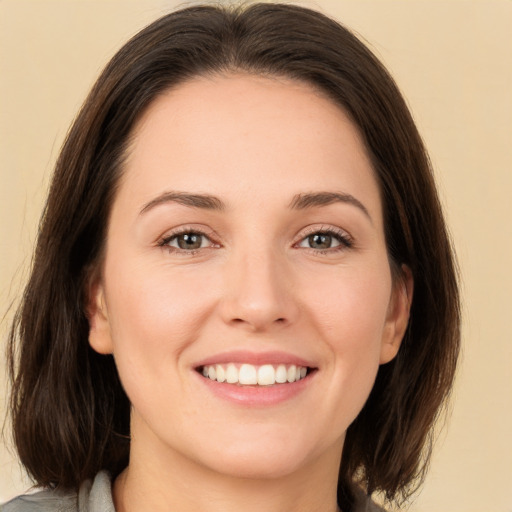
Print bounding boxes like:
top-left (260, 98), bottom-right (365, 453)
top-left (2, 471), bottom-right (386, 512)
top-left (1, 472), bottom-right (114, 512)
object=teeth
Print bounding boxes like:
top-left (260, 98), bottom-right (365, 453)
top-left (257, 364), bottom-right (275, 386)
top-left (226, 364), bottom-right (238, 384)
top-left (216, 365), bottom-right (226, 383)
top-left (287, 365), bottom-right (296, 383)
top-left (275, 365), bottom-right (287, 383)
top-left (201, 363), bottom-right (309, 386)
top-left (239, 364), bottom-right (257, 385)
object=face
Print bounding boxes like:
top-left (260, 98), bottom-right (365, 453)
top-left (89, 74), bottom-right (411, 480)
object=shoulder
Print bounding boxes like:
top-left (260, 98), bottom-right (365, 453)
top-left (352, 485), bottom-right (389, 512)
top-left (1, 471), bottom-right (114, 512)
top-left (1, 489), bottom-right (78, 512)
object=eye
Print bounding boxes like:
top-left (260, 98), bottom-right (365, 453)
top-left (297, 229), bottom-right (352, 251)
top-left (160, 231), bottom-right (215, 251)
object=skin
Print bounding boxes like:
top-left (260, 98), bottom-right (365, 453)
top-left (88, 74), bottom-right (412, 512)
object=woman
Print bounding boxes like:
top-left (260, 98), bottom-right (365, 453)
top-left (4, 3), bottom-right (460, 511)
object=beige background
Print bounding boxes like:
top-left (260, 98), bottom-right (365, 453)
top-left (1, 1), bottom-right (511, 510)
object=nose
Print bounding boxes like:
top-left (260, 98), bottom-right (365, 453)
top-left (220, 247), bottom-right (299, 332)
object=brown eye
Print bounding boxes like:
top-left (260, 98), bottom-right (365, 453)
top-left (297, 230), bottom-right (351, 251)
top-left (166, 232), bottom-right (211, 251)
top-left (177, 233), bottom-right (203, 250)
top-left (307, 233), bottom-right (334, 249)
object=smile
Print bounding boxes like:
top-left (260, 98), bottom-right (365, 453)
top-left (199, 363), bottom-right (310, 386)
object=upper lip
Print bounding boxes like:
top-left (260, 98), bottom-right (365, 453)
top-left (194, 350), bottom-right (316, 369)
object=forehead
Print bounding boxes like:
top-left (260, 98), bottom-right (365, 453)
top-left (119, 73), bottom-right (382, 223)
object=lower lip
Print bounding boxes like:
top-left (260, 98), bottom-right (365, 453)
top-left (196, 371), bottom-right (315, 406)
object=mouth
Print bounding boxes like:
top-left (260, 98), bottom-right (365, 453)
top-left (197, 363), bottom-right (315, 386)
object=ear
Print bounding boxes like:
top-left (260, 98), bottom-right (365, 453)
top-left (86, 277), bottom-right (114, 355)
top-left (380, 265), bottom-right (414, 364)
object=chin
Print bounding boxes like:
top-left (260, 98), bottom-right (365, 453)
top-left (199, 446), bottom-right (312, 480)
top-left (185, 427), bottom-right (341, 481)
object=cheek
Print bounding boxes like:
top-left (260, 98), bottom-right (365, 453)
top-left (303, 263), bottom-right (391, 345)
top-left (104, 260), bottom-right (217, 375)
top-left (299, 264), bottom-right (391, 419)
top-left (102, 260), bottom-right (222, 430)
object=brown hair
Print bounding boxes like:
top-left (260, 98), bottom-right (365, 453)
top-left (7, 3), bottom-right (460, 509)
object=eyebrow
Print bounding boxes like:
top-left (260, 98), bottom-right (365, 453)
top-left (140, 191), bottom-right (225, 214)
top-left (139, 189), bottom-right (371, 222)
top-left (289, 192), bottom-right (372, 222)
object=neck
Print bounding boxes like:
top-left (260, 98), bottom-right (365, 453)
top-left (113, 424), bottom-right (343, 512)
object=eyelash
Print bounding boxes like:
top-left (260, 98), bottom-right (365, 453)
top-left (294, 226), bottom-right (353, 254)
top-left (157, 227), bottom-right (219, 255)
top-left (157, 225), bottom-right (353, 255)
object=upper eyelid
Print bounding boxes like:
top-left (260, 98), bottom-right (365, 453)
top-left (294, 224), bottom-right (352, 241)
top-left (157, 225), bottom-right (218, 242)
